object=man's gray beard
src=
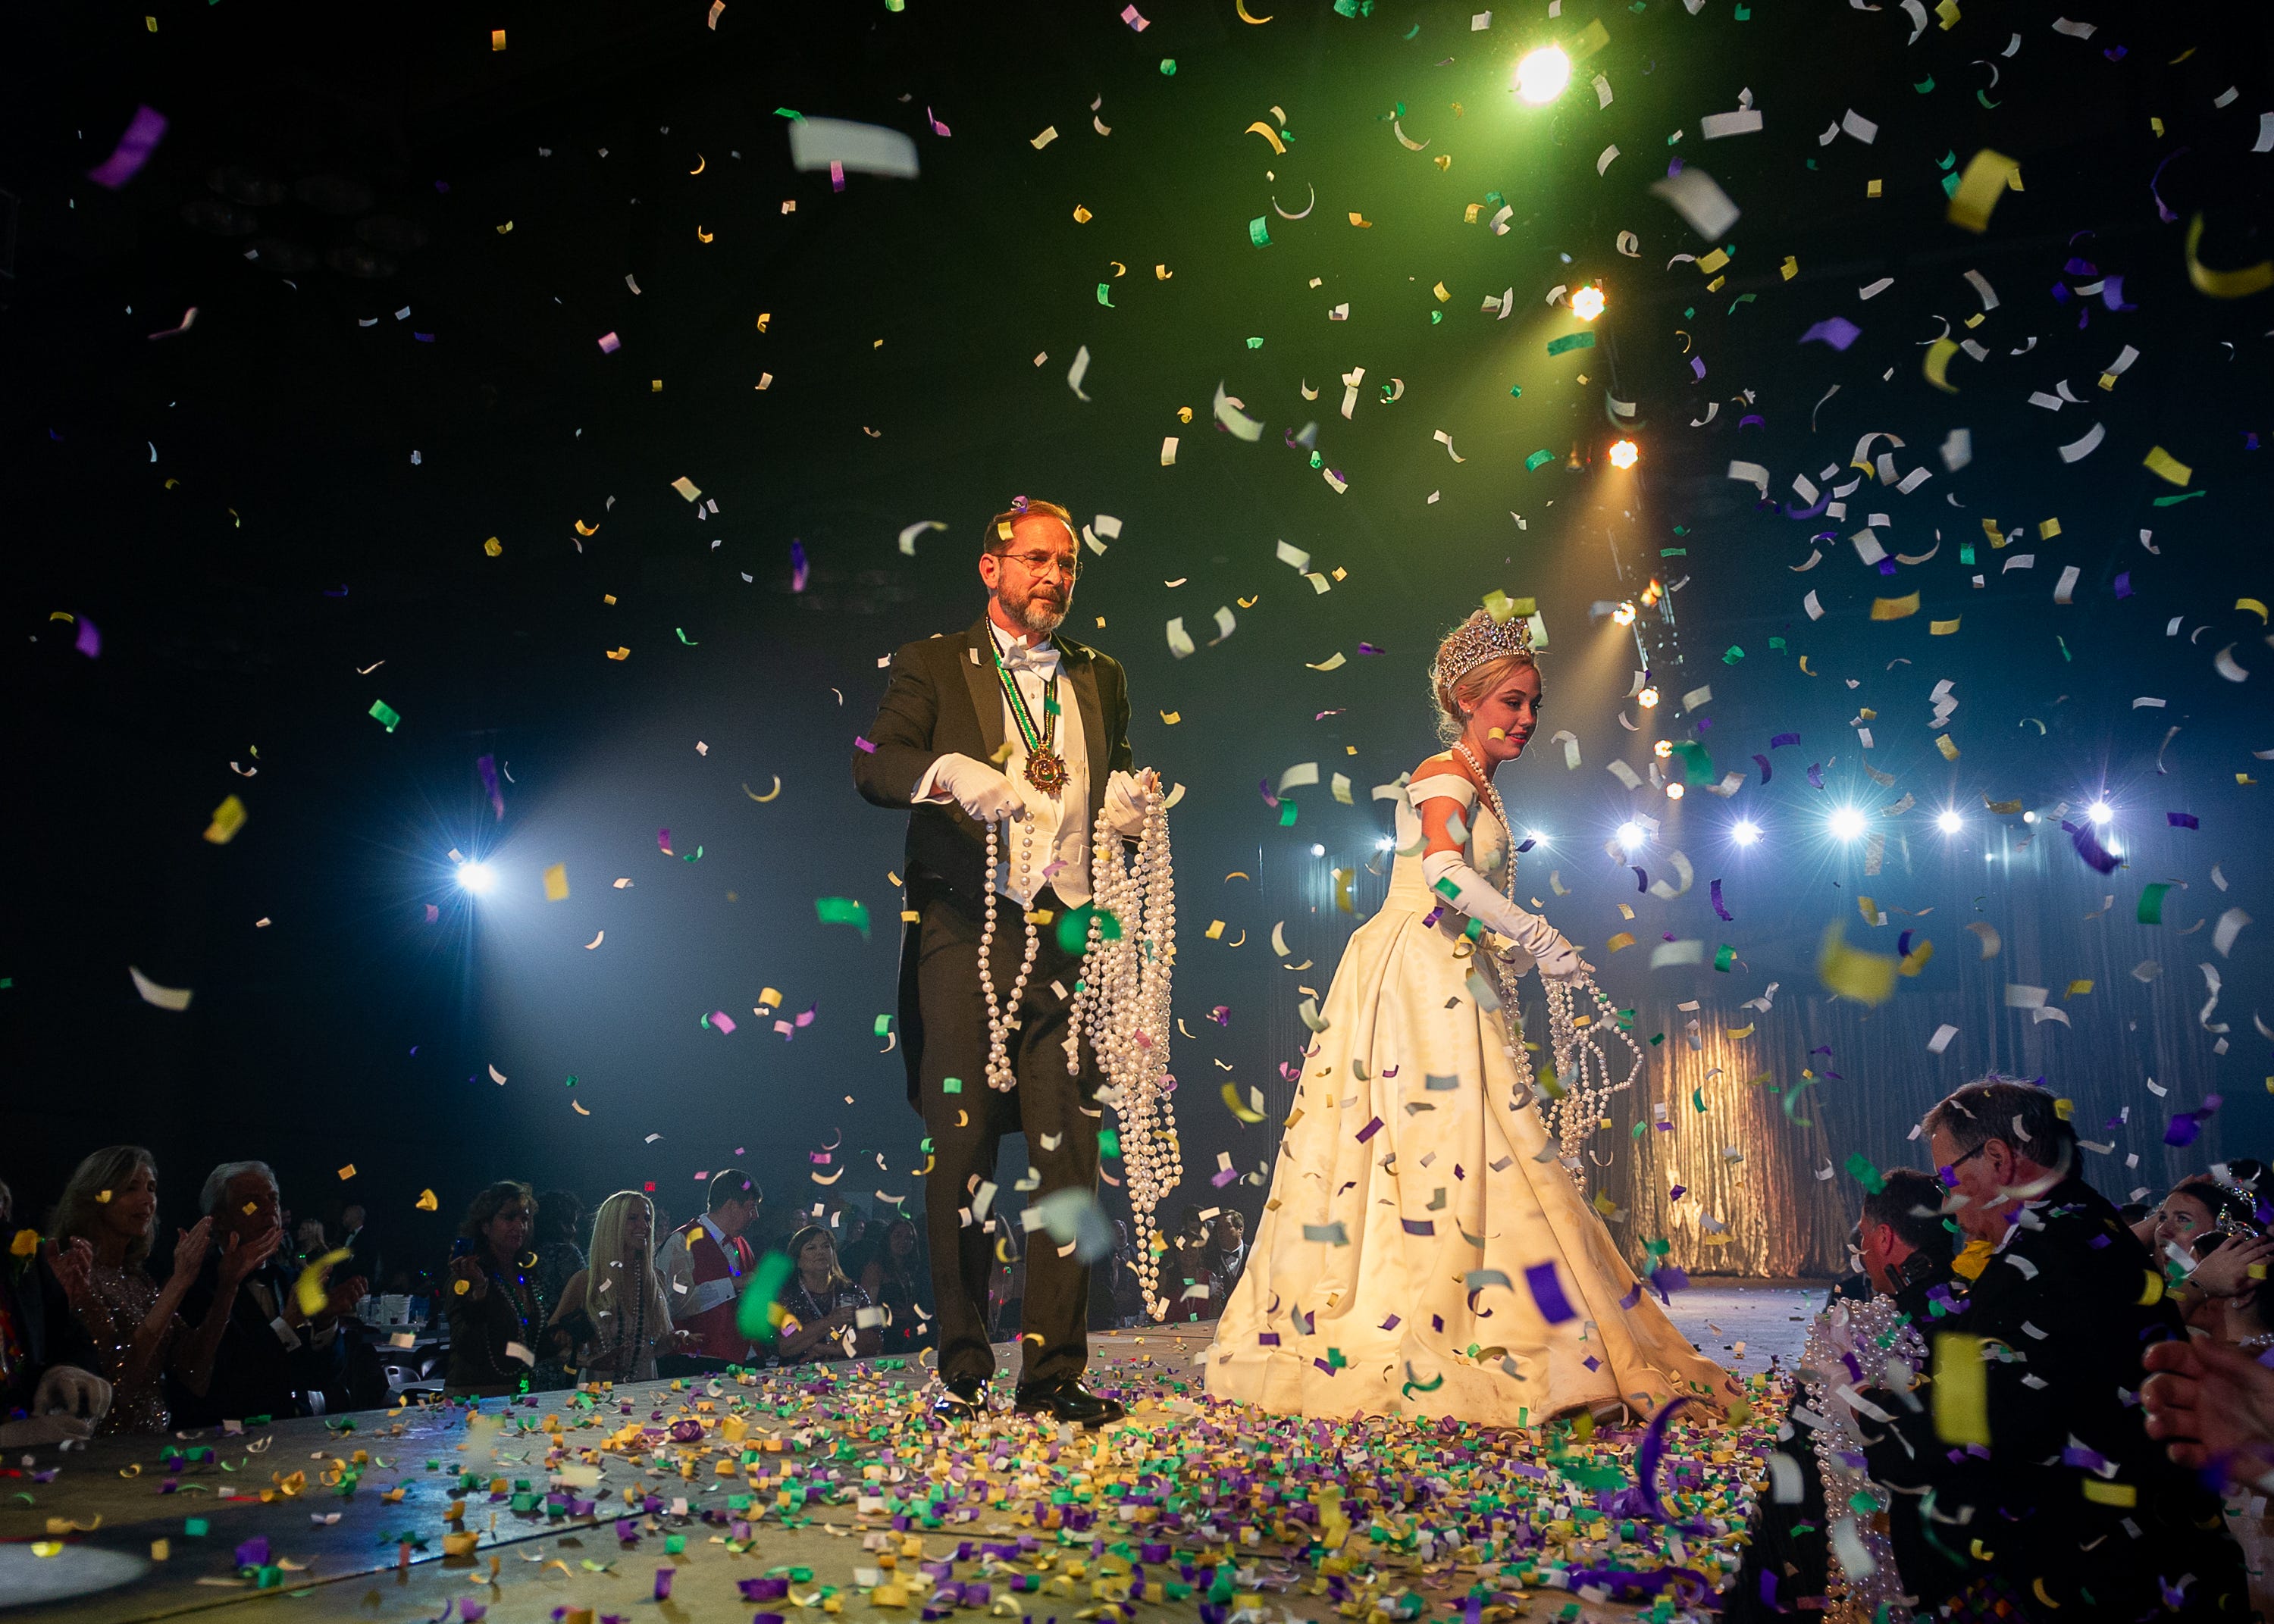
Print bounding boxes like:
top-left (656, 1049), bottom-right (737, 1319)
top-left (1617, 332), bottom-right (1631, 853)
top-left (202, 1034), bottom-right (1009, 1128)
top-left (1004, 590), bottom-right (1067, 637)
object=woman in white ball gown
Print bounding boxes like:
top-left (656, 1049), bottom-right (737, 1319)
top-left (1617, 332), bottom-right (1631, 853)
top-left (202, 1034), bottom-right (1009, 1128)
top-left (1205, 610), bottom-right (1737, 1424)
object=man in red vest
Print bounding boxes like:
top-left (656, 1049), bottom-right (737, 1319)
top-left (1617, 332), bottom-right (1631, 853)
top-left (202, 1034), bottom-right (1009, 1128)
top-left (662, 1169), bottom-right (762, 1360)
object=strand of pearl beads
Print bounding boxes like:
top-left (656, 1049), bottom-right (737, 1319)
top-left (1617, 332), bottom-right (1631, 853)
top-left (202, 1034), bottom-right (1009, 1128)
top-left (979, 812), bottom-right (1043, 1093)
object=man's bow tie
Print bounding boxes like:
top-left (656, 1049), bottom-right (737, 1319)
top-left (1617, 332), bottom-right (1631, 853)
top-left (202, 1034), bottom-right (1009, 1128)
top-left (1000, 641), bottom-right (1061, 677)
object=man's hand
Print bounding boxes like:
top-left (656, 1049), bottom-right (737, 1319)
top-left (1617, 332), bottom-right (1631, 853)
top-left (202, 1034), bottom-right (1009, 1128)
top-left (929, 753), bottom-right (1029, 823)
top-left (2143, 1335), bottom-right (2274, 1484)
top-left (219, 1225), bottom-right (283, 1292)
top-left (31, 1365), bottom-right (111, 1425)
top-left (1104, 768), bottom-right (1160, 837)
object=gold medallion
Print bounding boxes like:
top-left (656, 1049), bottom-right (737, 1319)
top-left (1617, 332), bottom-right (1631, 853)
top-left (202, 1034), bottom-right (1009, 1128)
top-left (1025, 749), bottom-right (1069, 797)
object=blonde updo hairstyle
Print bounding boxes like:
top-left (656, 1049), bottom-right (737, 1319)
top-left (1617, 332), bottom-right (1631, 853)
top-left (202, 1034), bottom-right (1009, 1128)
top-left (1431, 610), bottom-right (1539, 744)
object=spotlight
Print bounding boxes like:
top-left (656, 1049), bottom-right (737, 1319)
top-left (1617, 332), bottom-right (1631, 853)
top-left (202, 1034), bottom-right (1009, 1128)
top-left (1652, 739), bottom-right (1673, 759)
top-left (1571, 285), bottom-right (1607, 321)
top-left (1612, 601), bottom-right (1637, 627)
top-left (1376, 836), bottom-right (1395, 852)
top-left (2086, 799), bottom-right (2113, 826)
top-left (1607, 438), bottom-right (1639, 469)
top-left (1637, 686), bottom-right (1660, 709)
top-left (1514, 45), bottom-right (1571, 104)
top-left (1665, 782), bottom-right (1686, 801)
top-left (1309, 842), bottom-right (1326, 857)
top-left (457, 859), bottom-right (497, 895)
top-left (1828, 807), bottom-right (1866, 841)
top-left (1936, 809), bottom-right (1963, 834)
top-left (1527, 829), bottom-right (1549, 846)
top-left (1616, 821), bottom-right (1646, 850)
top-left (1732, 819), bottom-right (1762, 847)
top-left (2022, 810), bottom-right (2038, 825)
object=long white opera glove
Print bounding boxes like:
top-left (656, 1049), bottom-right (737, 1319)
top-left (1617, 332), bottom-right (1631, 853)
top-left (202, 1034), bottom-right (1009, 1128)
top-left (1103, 769), bottom-right (1157, 837)
top-left (1420, 850), bottom-right (1585, 980)
top-left (923, 753), bottom-right (1029, 822)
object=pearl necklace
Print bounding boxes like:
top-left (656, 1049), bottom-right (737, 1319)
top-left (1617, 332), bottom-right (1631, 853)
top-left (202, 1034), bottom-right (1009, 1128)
top-left (979, 799), bottom-right (1183, 1321)
top-left (1796, 1296), bottom-right (1925, 1624)
top-left (1452, 741), bottom-right (1641, 1162)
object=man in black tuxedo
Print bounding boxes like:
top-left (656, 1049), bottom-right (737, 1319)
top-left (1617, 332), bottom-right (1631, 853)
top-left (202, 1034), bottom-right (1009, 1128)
top-left (168, 1162), bottom-right (365, 1428)
top-left (1864, 1080), bottom-right (2249, 1619)
top-left (855, 496), bottom-right (1155, 1427)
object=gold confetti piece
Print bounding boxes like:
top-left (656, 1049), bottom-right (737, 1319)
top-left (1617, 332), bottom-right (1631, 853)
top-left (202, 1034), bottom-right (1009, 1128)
top-left (1869, 593), bottom-right (1920, 620)
top-left (1818, 925), bottom-right (1897, 1004)
top-left (1936, 734), bottom-right (1960, 761)
top-left (1781, 255), bottom-right (1798, 280)
top-left (1071, 204), bottom-right (1093, 223)
top-left (1605, 932), bottom-right (1637, 953)
top-left (543, 863), bottom-right (569, 901)
top-left (1160, 710), bottom-right (1181, 724)
top-left (2038, 517), bottom-right (2061, 540)
top-left (2185, 213), bottom-right (2274, 299)
top-left (1348, 212), bottom-right (1372, 227)
top-left (606, 646), bottom-right (630, 660)
top-left (1946, 149), bottom-right (2019, 233)
top-left (337, 1163), bottom-right (356, 1180)
top-left (1930, 618), bottom-right (1961, 635)
top-left (743, 777), bottom-right (782, 802)
top-left (203, 794), bottom-right (248, 845)
top-left (416, 1189), bottom-right (438, 1210)
top-left (2142, 445), bottom-right (2193, 486)
top-left (1931, 1334), bottom-right (1990, 1443)
top-left (490, 28), bottom-right (506, 49)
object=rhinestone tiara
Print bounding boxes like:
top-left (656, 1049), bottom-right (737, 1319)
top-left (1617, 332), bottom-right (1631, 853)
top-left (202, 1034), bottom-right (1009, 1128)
top-left (1433, 606), bottom-right (1535, 690)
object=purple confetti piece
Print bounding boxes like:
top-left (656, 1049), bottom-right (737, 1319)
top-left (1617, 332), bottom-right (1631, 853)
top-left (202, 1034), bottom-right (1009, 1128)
top-left (1618, 1282), bottom-right (1642, 1310)
top-left (657, 828), bottom-right (672, 853)
top-left (1738, 413), bottom-right (1766, 431)
top-left (235, 1536), bottom-right (271, 1569)
top-left (1633, 867), bottom-right (1649, 893)
top-left (1752, 753), bottom-right (1771, 784)
top-left (2168, 812), bottom-right (2199, 829)
top-left (1689, 355), bottom-right (1707, 380)
top-left (1258, 778), bottom-right (1281, 809)
top-left (476, 753), bottom-right (505, 821)
top-left (1709, 879), bottom-right (1732, 922)
top-left (1355, 1116), bottom-right (1384, 1143)
top-left (1514, 837), bottom-right (1536, 853)
top-left (1806, 762), bottom-right (1825, 789)
top-left (789, 540), bottom-right (809, 593)
top-left (2113, 571), bottom-right (2133, 598)
top-left (87, 105), bottom-right (168, 189)
top-left (74, 618), bottom-right (101, 658)
top-left (1770, 732), bottom-right (1800, 749)
top-left (1799, 317), bottom-right (1862, 351)
top-left (854, 736), bottom-right (878, 754)
top-left (1897, 929), bottom-right (1914, 957)
top-left (2166, 1112), bottom-right (2201, 1148)
top-left (1524, 1262), bottom-right (1576, 1324)
top-left (2061, 818), bottom-right (2122, 874)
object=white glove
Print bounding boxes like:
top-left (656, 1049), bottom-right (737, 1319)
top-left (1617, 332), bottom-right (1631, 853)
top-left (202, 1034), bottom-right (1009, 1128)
top-left (33, 1365), bottom-right (112, 1424)
top-left (925, 753), bottom-right (1029, 823)
top-left (1420, 850), bottom-right (1586, 981)
top-left (1103, 769), bottom-right (1158, 837)
top-left (0, 1413), bottom-right (96, 1447)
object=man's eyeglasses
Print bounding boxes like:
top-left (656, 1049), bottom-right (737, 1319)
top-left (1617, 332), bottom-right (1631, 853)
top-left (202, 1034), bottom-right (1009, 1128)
top-left (1004, 550), bottom-right (1079, 580)
top-left (1940, 1143), bottom-right (1991, 1181)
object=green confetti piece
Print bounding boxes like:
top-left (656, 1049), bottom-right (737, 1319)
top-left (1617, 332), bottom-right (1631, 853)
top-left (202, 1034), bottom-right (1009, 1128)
top-left (1959, 543), bottom-right (1977, 565)
top-left (1733, 3), bottom-right (1750, 17)
top-left (1278, 800), bottom-right (1298, 826)
top-left (1721, 645), bottom-right (1744, 664)
top-left (873, 1014), bottom-right (893, 1037)
top-left (1941, 172), bottom-right (1962, 199)
top-left (675, 627), bottom-right (699, 644)
top-left (1915, 76), bottom-right (1935, 93)
top-left (1668, 740), bottom-right (1716, 786)
top-left (1248, 216), bottom-right (1270, 248)
top-left (2138, 881), bottom-right (2174, 925)
top-left (1524, 448), bottom-right (1555, 471)
top-left (773, 108), bottom-right (804, 121)
top-left (816, 896), bottom-right (871, 937)
top-left (1545, 331), bottom-right (1596, 356)
top-left (368, 699), bottom-right (400, 732)
top-left (1430, 311), bottom-right (1442, 324)
top-left (1727, 293), bottom-right (1756, 314)
top-left (1713, 943), bottom-right (1737, 972)
top-left (563, 1075), bottom-right (577, 1088)
top-left (2057, 635), bottom-right (2072, 662)
top-left (1245, 336), bottom-right (1265, 349)
top-left (1508, 384), bottom-right (1523, 398)
top-left (735, 1250), bottom-right (796, 1342)
top-left (1098, 1128), bottom-right (1121, 1157)
top-left (1662, 547), bottom-right (1690, 557)
top-left (2152, 490), bottom-right (2206, 506)
top-left (1096, 283), bottom-right (1114, 307)
top-left (941, 1078), bottom-right (960, 1094)
top-left (1692, 1088), bottom-right (1706, 1113)
top-left (1844, 1153), bottom-right (1886, 1194)
top-left (186, 1518), bottom-right (211, 1536)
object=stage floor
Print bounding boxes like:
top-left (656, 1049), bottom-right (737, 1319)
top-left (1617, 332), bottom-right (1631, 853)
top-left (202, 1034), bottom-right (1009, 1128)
top-left (1, 1281), bottom-right (1824, 1624)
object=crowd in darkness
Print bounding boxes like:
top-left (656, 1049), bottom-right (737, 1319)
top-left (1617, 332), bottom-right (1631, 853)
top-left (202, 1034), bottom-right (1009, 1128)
top-left (0, 1150), bottom-right (1260, 1440)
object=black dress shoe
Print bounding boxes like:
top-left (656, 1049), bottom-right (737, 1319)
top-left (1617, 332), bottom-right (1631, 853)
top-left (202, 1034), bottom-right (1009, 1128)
top-left (930, 1378), bottom-right (985, 1422)
top-left (1013, 1379), bottom-right (1125, 1427)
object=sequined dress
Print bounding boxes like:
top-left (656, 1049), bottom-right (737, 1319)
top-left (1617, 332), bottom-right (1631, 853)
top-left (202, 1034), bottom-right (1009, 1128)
top-left (79, 1263), bottom-right (176, 1435)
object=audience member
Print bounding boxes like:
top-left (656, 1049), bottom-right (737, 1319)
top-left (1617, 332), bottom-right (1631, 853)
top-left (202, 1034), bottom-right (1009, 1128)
top-left (0, 1176), bottom-right (112, 1447)
top-left (445, 1181), bottom-right (546, 1396)
top-left (170, 1162), bottom-right (363, 1428)
top-left (663, 1169), bottom-right (762, 1360)
top-left (53, 1146), bottom-right (241, 1435)
top-left (545, 1191), bottom-right (687, 1383)
top-left (775, 1225), bottom-right (878, 1364)
top-left (529, 1190), bottom-right (586, 1388)
top-left (1170, 1207), bottom-right (1214, 1322)
top-left (1864, 1080), bottom-right (2247, 1617)
top-left (1201, 1209), bottom-right (1248, 1303)
top-left (340, 1203), bottom-right (381, 1291)
top-left (855, 1217), bottom-right (932, 1356)
top-left (293, 1218), bottom-right (328, 1268)
top-left (1731, 1169), bottom-right (1955, 1621)
top-left (2150, 1175), bottom-right (2274, 1335)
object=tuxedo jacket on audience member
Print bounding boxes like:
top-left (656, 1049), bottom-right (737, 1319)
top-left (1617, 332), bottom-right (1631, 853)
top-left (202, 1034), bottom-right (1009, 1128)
top-left (167, 1254), bottom-right (346, 1428)
top-left (1865, 1175), bottom-right (2248, 1619)
top-left (852, 614), bottom-right (1133, 1106)
top-left (672, 1216), bottom-right (755, 1362)
top-left (0, 1249), bottom-right (102, 1417)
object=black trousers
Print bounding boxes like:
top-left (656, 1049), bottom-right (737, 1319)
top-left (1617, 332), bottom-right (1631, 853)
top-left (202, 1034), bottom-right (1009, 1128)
top-left (913, 887), bottom-right (1102, 1388)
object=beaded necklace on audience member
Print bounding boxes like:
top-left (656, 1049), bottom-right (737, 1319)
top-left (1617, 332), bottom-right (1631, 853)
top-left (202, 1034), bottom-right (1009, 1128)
top-left (481, 1253), bottom-right (539, 1381)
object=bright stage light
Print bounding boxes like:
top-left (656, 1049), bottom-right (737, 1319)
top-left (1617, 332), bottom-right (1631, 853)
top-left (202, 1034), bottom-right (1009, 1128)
top-left (1652, 739), bottom-right (1673, 759)
top-left (1732, 819), bottom-right (1762, 847)
top-left (1376, 836), bottom-right (1395, 851)
top-left (2086, 799), bottom-right (2113, 826)
top-left (457, 860), bottom-right (497, 895)
top-left (1616, 821), bottom-right (1646, 850)
top-left (1828, 807), bottom-right (1867, 841)
top-left (1637, 686), bottom-right (1660, 709)
top-left (1665, 782), bottom-right (1686, 800)
top-left (1936, 809), bottom-right (1963, 834)
top-left (1514, 45), bottom-right (1571, 104)
top-left (1310, 842), bottom-right (1326, 857)
top-left (1571, 285), bottom-right (1607, 321)
top-left (1527, 829), bottom-right (1549, 846)
top-left (1606, 437), bottom-right (1639, 469)
top-left (1612, 601), bottom-right (1637, 626)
